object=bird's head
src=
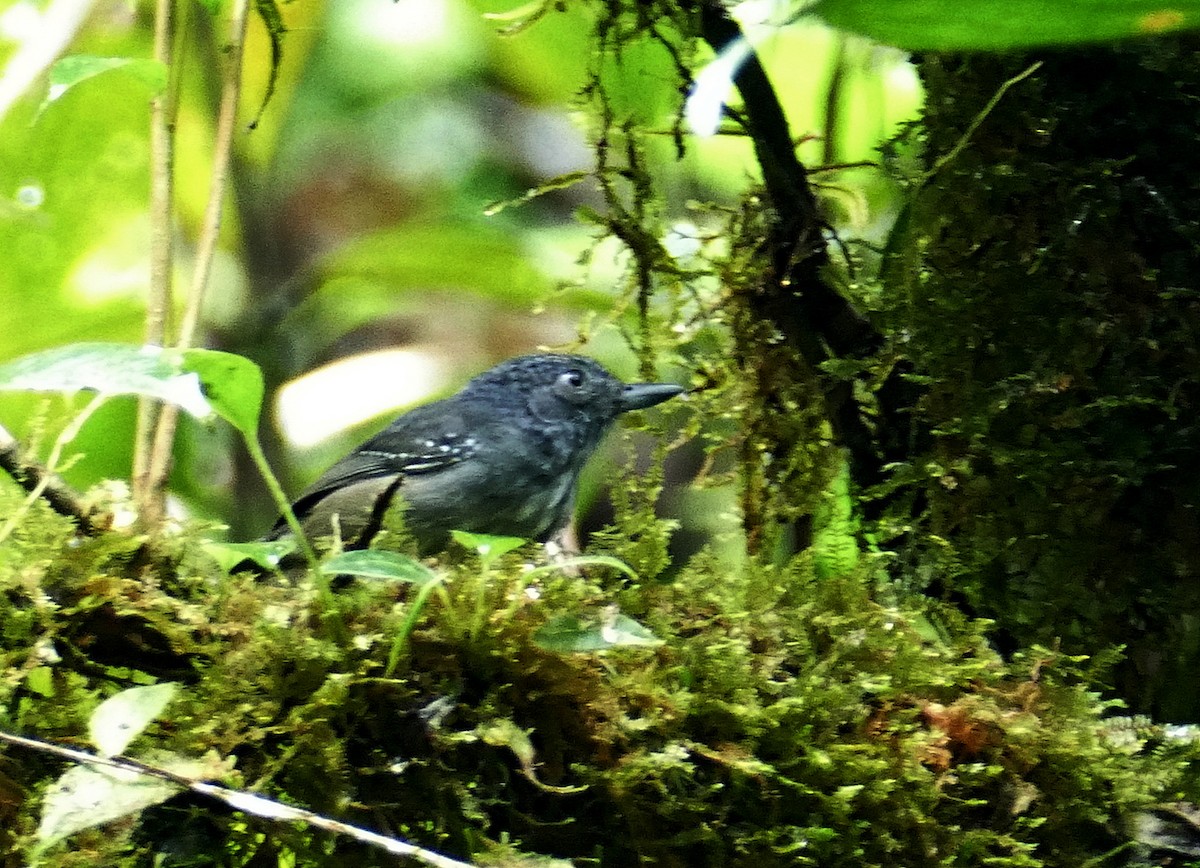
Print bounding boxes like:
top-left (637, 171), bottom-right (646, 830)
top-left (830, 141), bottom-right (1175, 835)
top-left (461, 353), bottom-right (683, 433)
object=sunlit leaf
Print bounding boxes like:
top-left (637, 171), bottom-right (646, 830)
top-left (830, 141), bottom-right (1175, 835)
top-left (37, 764), bottom-right (179, 848)
top-left (36, 750), bottom-right (231, 849)
top-left (202, 539), bottom-right (296, 572)
top-left (685, 36), bottom-right (752, 137)
top-left (321, 549), bottom-right (438, 584)
top-left (179, 348), bottom-right (264, 436)
top-left (450, 531), bottom-right (527, 566)
top-left (0, 344), bottom-right (211, 419)
top-left (533, 611), bottom-right (662, 653)
top-left (809, 0), bottom-right (1200, 50)
top-left (43, 56), bottom-right (167, 111)
top-left (89, 683), bottom-right (179, 757)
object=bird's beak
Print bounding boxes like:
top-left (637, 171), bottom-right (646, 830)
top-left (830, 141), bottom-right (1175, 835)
top-left (619, 382), bottom-right (684, 412)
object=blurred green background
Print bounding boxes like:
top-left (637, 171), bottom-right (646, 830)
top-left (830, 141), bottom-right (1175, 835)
top-left (0, 0), bottom-right (921, 540)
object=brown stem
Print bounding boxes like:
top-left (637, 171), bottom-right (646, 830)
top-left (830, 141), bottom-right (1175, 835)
top-left (145, 0), bottom-right (251, 502)
top-left (133, 0), bottom-right (177, 529)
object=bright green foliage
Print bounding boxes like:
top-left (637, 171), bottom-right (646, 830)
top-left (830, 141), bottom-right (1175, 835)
top-left (0, 344), bottom-right (214, 421)
top-left (810, 0), bottom-right (1200, 50)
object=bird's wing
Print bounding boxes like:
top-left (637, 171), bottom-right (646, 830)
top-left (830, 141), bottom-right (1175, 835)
top-left (268, 402), bottom-right (479, 538)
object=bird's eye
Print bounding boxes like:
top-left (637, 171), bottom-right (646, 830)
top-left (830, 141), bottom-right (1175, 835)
top-left (559, 369), bottom-right (585, 389)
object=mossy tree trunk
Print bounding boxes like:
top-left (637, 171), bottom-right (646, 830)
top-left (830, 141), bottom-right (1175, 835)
top-left (703, 8), bottom-right (1200, 718)
top-left (885, 41), bottom-right (1200, 719)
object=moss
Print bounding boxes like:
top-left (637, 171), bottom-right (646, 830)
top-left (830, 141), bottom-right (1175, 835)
top-left (879, 41), bottom-right (1200, 718)
top-left (1, 483), bottom-right (1189, 864)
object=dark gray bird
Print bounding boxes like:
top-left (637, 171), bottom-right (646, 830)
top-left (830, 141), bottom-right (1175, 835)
top-left (267, 353), bottom-right (683, 552)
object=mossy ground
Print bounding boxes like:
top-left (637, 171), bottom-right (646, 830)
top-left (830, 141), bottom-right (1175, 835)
top-left (1, 484), bottom-right (1195, 866)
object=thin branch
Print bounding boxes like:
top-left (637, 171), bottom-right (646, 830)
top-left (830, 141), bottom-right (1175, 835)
top-left (0, 422), bottom-right (99, 535)
top-left (693, 1), bottom-right (887, 543)
top-left (0, 395), bottom-right (106, 545)
top-left (0, 729), bottom-right (475, 868)
top-left (922, 61), bottom-right (1043, 182)
top-left (133, 0), bottom-right (178, 528)
top-left (145, 0), bottom-right (251, 504)
top-left (696, 1), bottom-right (877, 360)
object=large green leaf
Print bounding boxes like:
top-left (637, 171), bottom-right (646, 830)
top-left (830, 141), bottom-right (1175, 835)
top-left (321, 549), bottom-right (438, 584)
top-left (0, 344), bottom-right (268, 447)
top-left (0, 343), bottom-right (211, 418)
top-left (41, 56), bottom-right (167, 114)
top-left (809, 0), bottom-right (1199, 50)
top-left (533, 611), bottom-right (662, 653)
top-left (0, 344), bottom-right (269, 436)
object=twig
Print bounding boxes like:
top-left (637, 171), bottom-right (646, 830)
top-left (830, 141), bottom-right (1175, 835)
top-left (133, 0), bottom-right (178, 528)
top-left (0, 422), bottom-right (98, 535)
top-left (0, 395), bottom-right (106, 545)
top-left (694, 1), bottom-right (884, 545)
top-left (145, 0), bottom-right (251, 506)
top-left (922, 61), bottom-right (1043, 182)
top-left (0, 728), bottom-right (475, 868)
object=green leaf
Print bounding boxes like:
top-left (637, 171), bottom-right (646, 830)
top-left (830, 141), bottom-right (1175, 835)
top-left (43, 56), bottom-right (167, 110)
top-left (524, 554), bottom-right (639, 582)
top-left (450, 531), bottom-right (528, 566)
top-left (88, 683), bottom-right (179, 757)
top-left (808, 0), bottom-right (1200, 50)
top-left (0, 343), bottom-right (212, 419)
top-left (179, 349), bottom-right (264, 436)
top-left (321, 549), bottom-right (438, 584)
top-left (35, 750), bottom-right (231, 850)
top-left (533, 611), bottom-right (663, 653)
top-left (37, 764), bottom-right (180, 848)
top-left (202, 539), bottom-right (296, 572)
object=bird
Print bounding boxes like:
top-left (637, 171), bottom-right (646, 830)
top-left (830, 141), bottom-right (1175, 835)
top-left (266, 353), bottom-right (684, 553)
